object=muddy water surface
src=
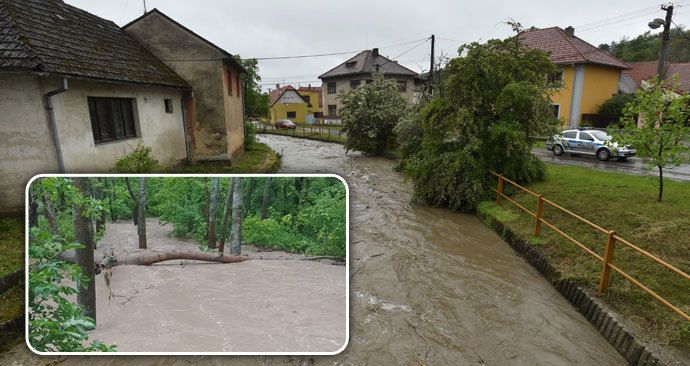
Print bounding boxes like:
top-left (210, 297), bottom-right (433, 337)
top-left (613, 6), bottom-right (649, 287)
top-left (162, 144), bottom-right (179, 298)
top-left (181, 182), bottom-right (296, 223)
top-left (4, 135), bottom-right (626, 365)
top-left (87, 220), bottom-right (346, 353)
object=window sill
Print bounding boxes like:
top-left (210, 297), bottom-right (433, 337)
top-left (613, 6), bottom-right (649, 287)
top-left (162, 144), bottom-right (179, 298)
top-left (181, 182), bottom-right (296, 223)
top-left (94, 136), bottom-right (141, 146)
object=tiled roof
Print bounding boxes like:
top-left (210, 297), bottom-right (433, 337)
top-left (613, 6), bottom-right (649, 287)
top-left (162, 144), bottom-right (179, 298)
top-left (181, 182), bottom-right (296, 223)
top-left (519, 27), bottom-right (630, 69)
top-left (319, 49), bottom-right (419, 79)
top-left (620, 60), bottom-right (690, 93)
top-left (0, 0), bottom-right (189, 88)
top-left (269, 85), bottom-right (295, 105)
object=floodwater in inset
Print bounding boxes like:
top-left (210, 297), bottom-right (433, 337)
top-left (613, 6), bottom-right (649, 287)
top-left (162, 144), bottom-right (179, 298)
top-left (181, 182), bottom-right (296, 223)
top-left (86, 219), bottom-right (346, 353)
top-left (7, 135), bottom-right (626, 365)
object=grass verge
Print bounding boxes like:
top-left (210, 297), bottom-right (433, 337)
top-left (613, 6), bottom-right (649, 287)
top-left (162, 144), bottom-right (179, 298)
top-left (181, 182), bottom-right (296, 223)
top-left (0, 219), bottom-right (23, 278)
top-left (477, 164), bottom-right (690, 353)
top-left (175, 142), bottom-right (281, 174)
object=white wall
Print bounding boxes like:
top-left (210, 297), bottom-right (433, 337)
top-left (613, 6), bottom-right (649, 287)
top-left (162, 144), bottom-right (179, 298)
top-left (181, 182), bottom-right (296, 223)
top-left (0, 74), bottom-right (58, 214)
top-left (48, 78), bottom-right (187, 171)
top-left (0, 74), bottom-right (187, 214)
top-left (276, 90), bottom-right (308, 104)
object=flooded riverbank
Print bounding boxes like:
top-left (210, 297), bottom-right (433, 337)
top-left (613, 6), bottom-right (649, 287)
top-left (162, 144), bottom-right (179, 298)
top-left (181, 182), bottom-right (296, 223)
top-left (4, 135), bottom-right (625, 365)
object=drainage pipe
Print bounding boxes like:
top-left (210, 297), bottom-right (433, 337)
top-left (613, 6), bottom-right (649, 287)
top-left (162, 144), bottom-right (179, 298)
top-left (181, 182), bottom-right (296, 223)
top-left (44, 78), bottom-right (69, 173)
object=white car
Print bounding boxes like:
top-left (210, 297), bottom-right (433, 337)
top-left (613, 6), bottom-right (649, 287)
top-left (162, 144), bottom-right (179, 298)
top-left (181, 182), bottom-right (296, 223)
top-left (546, 128), bottom-right (636, 161)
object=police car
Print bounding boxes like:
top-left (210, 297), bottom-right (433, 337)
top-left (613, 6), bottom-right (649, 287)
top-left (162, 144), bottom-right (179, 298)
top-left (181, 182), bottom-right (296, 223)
top-left (545, 128), bottom-right (636, 162)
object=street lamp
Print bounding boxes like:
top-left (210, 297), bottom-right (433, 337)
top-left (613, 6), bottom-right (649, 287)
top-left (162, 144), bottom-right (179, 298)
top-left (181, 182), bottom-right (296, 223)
top-left (648, 18), bottom-right (665, 30)
top-left (649, 5), bottom-right (674, 80)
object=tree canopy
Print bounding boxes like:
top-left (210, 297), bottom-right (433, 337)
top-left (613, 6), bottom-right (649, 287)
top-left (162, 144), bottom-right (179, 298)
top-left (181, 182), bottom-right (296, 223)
top-left (600, 27), bottom-right (690, 63)
top-left (398, 24), bottom-right (559, 210)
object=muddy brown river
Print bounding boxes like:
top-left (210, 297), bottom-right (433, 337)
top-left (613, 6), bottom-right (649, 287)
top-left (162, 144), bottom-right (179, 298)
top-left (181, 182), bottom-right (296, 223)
top-left (3, 135), bottom-right (626, 365)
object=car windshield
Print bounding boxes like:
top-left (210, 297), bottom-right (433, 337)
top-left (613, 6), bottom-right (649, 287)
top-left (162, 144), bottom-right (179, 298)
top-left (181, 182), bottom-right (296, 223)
top-left (589, 130), bottom-right (611, 141)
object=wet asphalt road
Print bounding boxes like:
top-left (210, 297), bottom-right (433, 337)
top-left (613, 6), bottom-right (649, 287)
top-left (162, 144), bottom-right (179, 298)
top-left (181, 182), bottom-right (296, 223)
top-left (532, 147), bottom-right (690, 181)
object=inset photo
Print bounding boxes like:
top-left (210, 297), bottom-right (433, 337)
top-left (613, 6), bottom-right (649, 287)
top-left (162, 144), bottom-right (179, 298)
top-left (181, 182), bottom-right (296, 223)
top-left (25, 175), bottom-right (348, 355)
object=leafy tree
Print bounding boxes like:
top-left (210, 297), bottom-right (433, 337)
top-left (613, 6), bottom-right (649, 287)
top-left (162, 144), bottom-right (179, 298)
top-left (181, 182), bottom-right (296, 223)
top-left (339, 73), bottom-right (407, 154)
top-left (611, 79), bottom-right (690, 201)
top-left (72, 178), bottom-right (96, 321)
top-left (601, 27), bottom-right (690, 63)
top-left (598, 93), bottom-right (636, 115)
top-left (400, 23), bottom-right (559, 210)
top-left (234, 55), bottom-right (270, 120)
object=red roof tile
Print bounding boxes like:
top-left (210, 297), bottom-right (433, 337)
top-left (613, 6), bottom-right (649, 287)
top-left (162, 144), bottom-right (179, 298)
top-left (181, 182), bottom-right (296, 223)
top-left (621, 61), bottom-right (690, 93)
top-left (519, 27), bottom-right (629, 69)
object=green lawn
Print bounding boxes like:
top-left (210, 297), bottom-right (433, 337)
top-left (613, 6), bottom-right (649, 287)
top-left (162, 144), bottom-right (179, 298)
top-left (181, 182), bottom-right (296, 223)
top-left (174, 142), bottom-right (281, 174)
top-left (478, 164), bottom-right (690, 352)
top-left (0, 219), bottom-right (23, 277)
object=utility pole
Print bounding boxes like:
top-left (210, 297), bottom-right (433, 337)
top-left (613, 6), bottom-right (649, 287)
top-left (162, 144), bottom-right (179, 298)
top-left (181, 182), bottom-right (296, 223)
top-left (428, 34), bottom-right (435, 95)
top-left (658, 5), bottom-right (673, 80)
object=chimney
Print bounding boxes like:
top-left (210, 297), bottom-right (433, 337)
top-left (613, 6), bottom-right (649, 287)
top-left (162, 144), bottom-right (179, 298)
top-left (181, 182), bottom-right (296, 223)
top-left (372, 48), bottom-right (379, 57)
top-left (276, 83), bottom-right (280, 89)
top-left (565, 26), bottom-right (575, 37)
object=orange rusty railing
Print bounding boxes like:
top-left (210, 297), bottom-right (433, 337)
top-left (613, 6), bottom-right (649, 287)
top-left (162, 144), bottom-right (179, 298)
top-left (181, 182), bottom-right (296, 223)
top-left (490, 171), bottom-right (690, 322)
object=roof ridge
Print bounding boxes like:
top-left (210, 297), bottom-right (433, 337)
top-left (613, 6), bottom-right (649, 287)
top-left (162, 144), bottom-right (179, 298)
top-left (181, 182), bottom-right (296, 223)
top-left (318, 50), bottom-right (367, 79)
top-left (555, 27), bottom-right (588, 63)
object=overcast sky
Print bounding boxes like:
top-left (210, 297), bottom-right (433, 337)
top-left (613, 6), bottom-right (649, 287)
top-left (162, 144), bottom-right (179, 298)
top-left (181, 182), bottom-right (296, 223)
top-left (67, 0), bottom-right (690, 91)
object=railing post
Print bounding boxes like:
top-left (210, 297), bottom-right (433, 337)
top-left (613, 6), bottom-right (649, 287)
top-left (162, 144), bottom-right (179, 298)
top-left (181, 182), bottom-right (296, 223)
top-left (599, 230), bottom-right (617, 293)
top-left (496, 175), bottom-right (504, 205)
top-left (534, 195), bottom-right (544, 237)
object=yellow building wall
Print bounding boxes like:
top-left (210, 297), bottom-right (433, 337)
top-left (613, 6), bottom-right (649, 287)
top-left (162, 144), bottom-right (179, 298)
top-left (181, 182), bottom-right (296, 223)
top-left (549, 66), bottom-right (574, 126)
top-left (580, 65), bottom-right (621, 115)
top-left (299, 90), bottom-right (322, 114)
top-left (270, 103), bottom-right (309, 123)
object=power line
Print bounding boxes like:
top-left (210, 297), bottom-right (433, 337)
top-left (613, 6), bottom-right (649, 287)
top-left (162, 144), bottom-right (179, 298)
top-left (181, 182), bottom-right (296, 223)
top-left (254, 36), bottom-right (429, 61)
top-left (576, 5), bottom-right (662, 30)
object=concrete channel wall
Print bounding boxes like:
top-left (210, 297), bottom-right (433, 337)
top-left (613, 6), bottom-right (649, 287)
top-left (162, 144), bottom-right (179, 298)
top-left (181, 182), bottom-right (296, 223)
top-left (477, 210), bottom-right (669, 366)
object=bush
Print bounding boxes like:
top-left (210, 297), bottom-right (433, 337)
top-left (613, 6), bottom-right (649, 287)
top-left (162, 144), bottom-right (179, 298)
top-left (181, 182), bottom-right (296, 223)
top-left (242, 216), bottom-right (316, 254)
top-left (114, 144), bottom-right (158, 173)
top-left (598, 93), bottom-right (635, 115)
top-left (339, 73), bottom-right (406, 154)
top-left (244, 121), bottom-right (257, 149)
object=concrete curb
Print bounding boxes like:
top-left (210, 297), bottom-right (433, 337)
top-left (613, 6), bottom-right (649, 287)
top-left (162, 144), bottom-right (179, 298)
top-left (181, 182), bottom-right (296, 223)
top-left (477, 210), bottom-right (666, 366)
top-left (0, 270), bottom-right (22, 295)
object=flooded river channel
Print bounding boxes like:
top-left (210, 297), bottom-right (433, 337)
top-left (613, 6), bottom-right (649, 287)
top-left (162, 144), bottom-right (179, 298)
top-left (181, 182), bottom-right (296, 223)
top-left (3, 135), bottom-right (625, 365)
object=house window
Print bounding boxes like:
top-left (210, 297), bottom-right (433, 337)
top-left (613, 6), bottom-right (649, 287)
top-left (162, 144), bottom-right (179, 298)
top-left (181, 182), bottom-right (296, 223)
top-left (547, 70), bottom-right (564, 87)
top-left (350, 80), bottom-right (361, 89)
top-left (287, 111), bottom-right (297, 119)
top-left (88, 97), bottom-right (137, 144)
top-left (551, 104), bottom-right (560, 118)
top-left (327, 82), bottom-right (336, 94)
top-left (328, 105), bottom-right (337, 116)
top-left (164, 99), bottom-right (173, 114)
top-left (397, 80), bottom-right (407, 92)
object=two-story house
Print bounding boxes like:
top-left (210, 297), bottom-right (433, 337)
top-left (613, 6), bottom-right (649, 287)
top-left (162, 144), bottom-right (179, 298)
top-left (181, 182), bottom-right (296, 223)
top-left (124, 9), bottom-right (246, 160)
top-left (520, 26), bottom-right (630, 127)
top-left (269, 84), bottom-right (323, 124)
top-left (318, 48), bottom-right (419, 123)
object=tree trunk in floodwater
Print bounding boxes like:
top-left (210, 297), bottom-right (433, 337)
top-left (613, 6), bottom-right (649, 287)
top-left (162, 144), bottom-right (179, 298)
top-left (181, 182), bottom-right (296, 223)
top-left (658, 165), bottom-right (664, 202)
top-left (138, 178), bottom-right (147, 249)
top-left (260, 177), bottom-right (271, 219)
top-left (73, 178), bottom-right (96, 322)
top-left (219, 178), bottom-right (235, 253)
top-left (99, 251), bottom-right (249, 268)
top-left (244, 178), bottom-right (255, 218)
top-left (28, 189), bottom-right (38, 229)
top-left (42, 187), bottom-right (59, 235)
top-left (125, 177), bottom-right (138, 226)
top-left (94, 179), bottom-right (106, 233)
top-left (106, 178), bottom-right (116, 221)
top-left (208, 177), bottom-right (220, 249)
top-left (230, 177), bottom-right (244, 255)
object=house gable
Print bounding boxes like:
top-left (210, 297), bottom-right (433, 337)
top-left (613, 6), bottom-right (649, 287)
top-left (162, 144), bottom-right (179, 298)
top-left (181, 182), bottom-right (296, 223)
top-left (275, 90), bottom-right (309, 106)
